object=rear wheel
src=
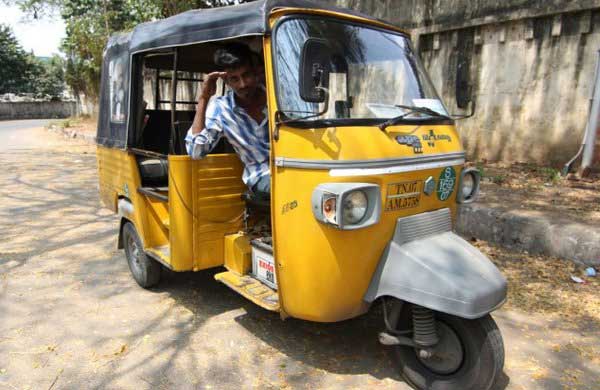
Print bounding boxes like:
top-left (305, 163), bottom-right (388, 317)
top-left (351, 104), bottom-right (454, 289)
top-left (122, 222), bottom-right (161, 288)
top-left (390, 302), bottom-right (504, 390)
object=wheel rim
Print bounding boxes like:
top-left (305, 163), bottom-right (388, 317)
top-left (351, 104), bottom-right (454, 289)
top-left (416, 321), bottom-right (464, 375)
top-left (127, 235), bottom-right (143, 273)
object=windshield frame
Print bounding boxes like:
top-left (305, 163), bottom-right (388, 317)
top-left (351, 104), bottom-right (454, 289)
top-left (271, 14), bottom-right (455, 128)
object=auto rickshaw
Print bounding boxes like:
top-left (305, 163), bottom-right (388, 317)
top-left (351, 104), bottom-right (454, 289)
top-left (96, 1), bottom-right (507, 389)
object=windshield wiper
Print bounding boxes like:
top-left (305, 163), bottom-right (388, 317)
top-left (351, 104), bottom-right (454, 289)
top-left (275, 110), bottom-right (325, 126)
top-left (273, 110), bottom-right (328, 140)
top-left (378, 104), bottom-right (450, 131)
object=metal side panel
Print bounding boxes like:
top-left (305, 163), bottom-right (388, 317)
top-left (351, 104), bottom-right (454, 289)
top-left (365, 229), bottom-right (507, 319)
top-left (192, 154), bottom-right (246, 270)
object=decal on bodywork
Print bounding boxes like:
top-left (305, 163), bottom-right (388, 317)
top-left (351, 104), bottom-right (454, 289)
top-left (422, 129), bottom-right (452, 148)
top-left (436, 167), bottom-right (456, 201)
top-left (396, 135), bottom-right (423, 153)
top-left (282, 200), bottom-right (298, 214)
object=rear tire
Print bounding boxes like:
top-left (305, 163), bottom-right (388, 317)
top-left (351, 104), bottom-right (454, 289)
top-left (391, 302), bottom-right (504, 390)
top-left (122, 222), bottom-right (161, 288)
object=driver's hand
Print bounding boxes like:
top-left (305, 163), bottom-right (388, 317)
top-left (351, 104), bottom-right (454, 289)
top-left (200, 71), bottom-right (227, 100)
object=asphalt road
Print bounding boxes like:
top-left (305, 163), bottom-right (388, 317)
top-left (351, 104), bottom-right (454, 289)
top-left (0, 119), bottom-right (50, 132)
top-left (0, 121), bottom-right (597, 390)
top-left (0, 119), bottom-right (52, 151)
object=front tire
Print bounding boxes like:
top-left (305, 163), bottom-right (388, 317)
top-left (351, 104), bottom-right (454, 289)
top-left (391, 303), bottom-right (504, 390)
top-left (122, 222), bottom-right (161, 288)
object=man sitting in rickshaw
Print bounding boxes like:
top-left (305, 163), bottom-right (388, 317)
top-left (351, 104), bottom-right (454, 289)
top-left (185, 43), bottom-right (270, 199)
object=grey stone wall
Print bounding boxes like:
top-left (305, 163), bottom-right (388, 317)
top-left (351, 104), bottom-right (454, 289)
top-left (326, 0), bottom-right (600, 166)
top-left (419, 10), bottom-right (600, 165)
top-left (0, 101), bottom-right (77, 120)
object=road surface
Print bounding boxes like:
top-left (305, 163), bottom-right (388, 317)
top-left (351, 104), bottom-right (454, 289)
top-left (0, 119), bottom-right (53, 151)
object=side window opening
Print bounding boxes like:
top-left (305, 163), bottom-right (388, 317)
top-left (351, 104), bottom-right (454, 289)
top-left (136, 55), bottom-right (202, 155)
top-left (133, 39), bottom-right (263, 157)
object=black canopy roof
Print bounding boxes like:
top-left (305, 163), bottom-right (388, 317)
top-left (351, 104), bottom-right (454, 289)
top-left (126, 0), bottom-right (393, 53)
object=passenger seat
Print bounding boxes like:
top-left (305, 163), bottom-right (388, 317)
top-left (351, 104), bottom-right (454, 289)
top-left (138, 157), bottom-right (169, 187)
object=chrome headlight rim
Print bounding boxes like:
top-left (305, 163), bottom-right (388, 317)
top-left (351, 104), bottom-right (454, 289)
top-left (457, 167), bottom-right (481, 204)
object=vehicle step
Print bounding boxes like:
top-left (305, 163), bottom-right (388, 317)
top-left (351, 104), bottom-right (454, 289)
top-left (145, 245), bottom-right (171, 268)
top-left (214, 271), bottom-right (279, 312)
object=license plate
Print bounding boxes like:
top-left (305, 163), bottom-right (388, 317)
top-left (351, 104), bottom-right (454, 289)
top-left (385, 181), bottom-right (422, 211)
top-left (255, 252), bottom-right (277, 289)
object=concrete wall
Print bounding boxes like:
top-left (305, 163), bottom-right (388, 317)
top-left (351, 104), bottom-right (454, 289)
top-left (0, 101), bottom-right (77, 120)
top-left (419, 11), bottom-right (600, 165)
top-left (326, 0), bottom-right (600, 167)
top-left (75, 94), bottom-right (98, 117)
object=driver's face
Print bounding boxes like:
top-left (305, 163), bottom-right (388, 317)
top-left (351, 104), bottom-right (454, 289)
top-left (224, 64), bottom-right (259, 101)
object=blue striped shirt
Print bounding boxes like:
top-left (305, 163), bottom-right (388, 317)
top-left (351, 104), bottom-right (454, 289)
top-left (185, 90), bottom-right (270, 189)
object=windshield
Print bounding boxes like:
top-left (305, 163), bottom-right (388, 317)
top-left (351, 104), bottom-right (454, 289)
top-left (273, 17), bottom-right (449, 122)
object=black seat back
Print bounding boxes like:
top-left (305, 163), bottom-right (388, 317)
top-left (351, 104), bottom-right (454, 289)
top-left (138, 157), bottom-right (169, 187)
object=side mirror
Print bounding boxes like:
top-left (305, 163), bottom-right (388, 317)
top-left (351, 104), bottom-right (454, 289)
top-left (299, 38), bottom-right (331, 103)
top-left (451, 100), bottom-right (476, 119)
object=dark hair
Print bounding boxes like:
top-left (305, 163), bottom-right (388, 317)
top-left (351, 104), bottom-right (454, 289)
top-left (214, 43), bottom-right (254, 70)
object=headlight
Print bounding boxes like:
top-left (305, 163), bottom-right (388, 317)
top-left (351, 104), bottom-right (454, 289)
top-left (342, 190), bottom-right (368, 224)
top-left (461, 173), bottom-right (475, 198)
top-left (457, 168), bottom-right (480, 203)
top-left (312, 183), bottom-right (381, 230)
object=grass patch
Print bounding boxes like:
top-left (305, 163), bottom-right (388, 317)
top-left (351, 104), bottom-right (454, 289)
top-left (539, 167), bottom-right (561, 184)
top-left (48, 119), bottom-right (70, 129)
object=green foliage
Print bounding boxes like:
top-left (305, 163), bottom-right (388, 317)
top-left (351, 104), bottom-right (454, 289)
top-left (37, 55), bottom-right (66, 96)
top-left (491, 174), bottom-right (506, 185)
top-left (475, 162), bottom-right (485, 178)
top-left (540, 167), bottom-right (560, 184)
top-left (0, 24), bottom-right (65, 96)
top-left (59, 0), bottom-right (151, 99)
top-left (0, 24), bottom-right (37, 94)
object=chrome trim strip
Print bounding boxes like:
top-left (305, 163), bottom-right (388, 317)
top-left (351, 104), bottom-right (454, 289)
top-left (274, 152), bottom-right (465, 170)
top-left (330, 158), bottom-right (465, 177)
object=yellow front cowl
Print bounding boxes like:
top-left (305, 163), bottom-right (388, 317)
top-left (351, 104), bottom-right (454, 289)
top-left (271, 124), bottom-right (464, 322)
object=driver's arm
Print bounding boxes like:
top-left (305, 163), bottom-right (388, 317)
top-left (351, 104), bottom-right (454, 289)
top-left (185, 100), bottom-right (224, 159)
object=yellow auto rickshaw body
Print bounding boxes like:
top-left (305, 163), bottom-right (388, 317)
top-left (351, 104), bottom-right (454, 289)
top-left (97, 2), bottom-right (468, 322)
top-left (96, 3), bottom-right (508, 389)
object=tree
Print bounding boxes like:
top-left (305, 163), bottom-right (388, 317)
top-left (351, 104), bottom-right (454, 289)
top-left (0, 24), bottom-right (40, 94)
top-left (37, 55), bottom-right (66, 97)
top-left (0, 24), bottom-right (66, 96)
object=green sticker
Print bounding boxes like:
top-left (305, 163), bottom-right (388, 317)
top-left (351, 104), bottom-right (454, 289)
top-left (437, 167), bottom-right (456, 201)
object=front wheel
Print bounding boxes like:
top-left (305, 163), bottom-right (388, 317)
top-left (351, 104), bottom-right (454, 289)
top-left (391, 303), bottom-right (504, 390)
top-left (122, 222), bottom-right (161, 288)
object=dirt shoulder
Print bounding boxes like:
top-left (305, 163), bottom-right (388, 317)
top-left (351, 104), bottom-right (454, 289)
top-left (479, 239), bottom-right (600, 390)
top-left (49, 116), bottom-right (97, 136)
top-left (471, 161), bottom-right (600, 227)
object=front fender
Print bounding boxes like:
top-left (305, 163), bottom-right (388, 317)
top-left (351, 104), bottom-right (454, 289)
top-left (365, 210), bottom-right (507, 319)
